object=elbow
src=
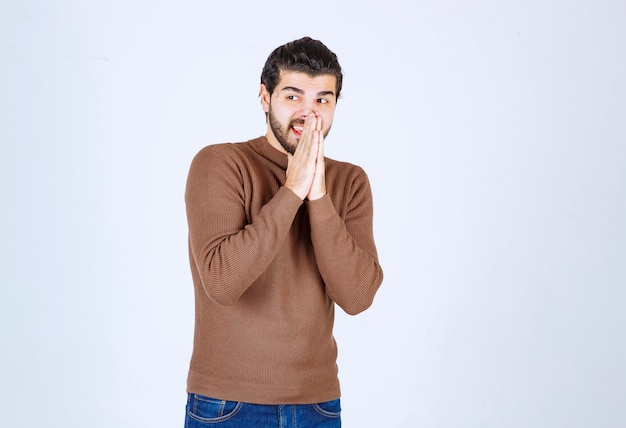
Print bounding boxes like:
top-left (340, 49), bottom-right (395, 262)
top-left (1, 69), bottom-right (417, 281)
top-left (196, 255), bottom-right (247, 306)
top-left (200, 277), bottom-right (241, 307)
top-left (205, 289), bottom-right (239, 306)
top-left (341, 297), bottom-right (374, 316)
top-left (337, 271), bottom-right (384, 316)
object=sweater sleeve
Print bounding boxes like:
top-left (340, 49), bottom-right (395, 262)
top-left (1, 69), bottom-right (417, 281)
top-left (306, 168), bottom-right (384, 315)
top-left (185, 145), bottom-right (303, 305)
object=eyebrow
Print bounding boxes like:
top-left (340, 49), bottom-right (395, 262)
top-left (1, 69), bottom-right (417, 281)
top-left (280, 86), bottom-right (336, 98)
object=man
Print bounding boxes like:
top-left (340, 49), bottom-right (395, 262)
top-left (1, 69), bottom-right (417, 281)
top-left (184, 37), bottom-right (384, 427)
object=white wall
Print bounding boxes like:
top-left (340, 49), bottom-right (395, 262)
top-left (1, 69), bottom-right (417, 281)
top-left (1, 1), bottom-right (625, 427)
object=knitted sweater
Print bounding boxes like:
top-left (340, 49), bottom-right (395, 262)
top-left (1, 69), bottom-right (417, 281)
top-left (185, 136), bottom-right (383, 404)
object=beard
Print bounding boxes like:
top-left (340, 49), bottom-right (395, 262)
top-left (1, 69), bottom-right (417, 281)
top-left (268, 103), bottom-right (332, 155)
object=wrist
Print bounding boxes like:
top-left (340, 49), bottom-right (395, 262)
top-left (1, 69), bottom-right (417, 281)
top-left (306, 189), bottom-right (327, 201)
top-left (284, 184), bottom-right (308, 201)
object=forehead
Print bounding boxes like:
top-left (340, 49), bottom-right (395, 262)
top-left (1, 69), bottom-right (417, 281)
top-left (276, 70), bottom-right (337, 95)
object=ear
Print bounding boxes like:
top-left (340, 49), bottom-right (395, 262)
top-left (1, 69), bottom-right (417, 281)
top-left (259, 84), bottom-right (271, 113)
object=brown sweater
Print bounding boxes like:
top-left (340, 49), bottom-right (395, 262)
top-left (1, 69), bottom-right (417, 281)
top-left (185, 136), bottom-right (383, 404)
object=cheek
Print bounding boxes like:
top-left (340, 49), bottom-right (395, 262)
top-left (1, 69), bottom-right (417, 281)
top-left (321, 112), bottom-right (334, 129)
top-left (270, 103), bottom-right (291, 119)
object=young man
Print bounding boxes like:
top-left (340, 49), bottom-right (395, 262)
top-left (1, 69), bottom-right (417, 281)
top-left (184, 37), bottom-right (384, 427)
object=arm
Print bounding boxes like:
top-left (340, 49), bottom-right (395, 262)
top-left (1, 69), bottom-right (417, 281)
top-left (290, 113), bottom-right (383, 314)
top-left (185, 145), bottom-right (302, 305)
top-left (306, 170), bottom-right (384, 315)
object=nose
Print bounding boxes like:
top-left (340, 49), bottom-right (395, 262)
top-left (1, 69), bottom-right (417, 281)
top-left (299, 99), bottom-right (318, 118)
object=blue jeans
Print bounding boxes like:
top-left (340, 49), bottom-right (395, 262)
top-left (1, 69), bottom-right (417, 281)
top-left (184, 393), bottom-right (341, 427)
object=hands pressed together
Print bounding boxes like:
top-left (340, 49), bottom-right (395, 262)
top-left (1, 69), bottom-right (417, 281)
top-left (284, 112), bottom-right (326, 201)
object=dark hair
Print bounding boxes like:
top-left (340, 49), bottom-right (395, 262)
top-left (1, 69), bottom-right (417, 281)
top-left (260, 37), bottom-right (343, 99)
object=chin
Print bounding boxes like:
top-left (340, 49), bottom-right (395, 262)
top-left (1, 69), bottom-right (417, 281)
top-left (280, 140), bottom-right (297, 155)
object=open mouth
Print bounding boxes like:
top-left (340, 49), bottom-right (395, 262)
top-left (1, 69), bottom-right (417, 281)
top-left (290, 120), bottom-right (305, 138)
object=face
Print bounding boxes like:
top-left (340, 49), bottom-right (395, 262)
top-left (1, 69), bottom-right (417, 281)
top-left (261, 71), bottom-right (337, 155)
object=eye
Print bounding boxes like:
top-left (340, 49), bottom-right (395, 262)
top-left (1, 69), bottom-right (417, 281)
top-left (318, 98), bottom-right (329, 104)
top-left (287, 95), bottom-right (299, 101)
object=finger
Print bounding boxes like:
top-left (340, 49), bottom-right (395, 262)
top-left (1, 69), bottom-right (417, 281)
top-left (306, 113), bottom-right (318, 138)
top-left (297, 115), bottom-right (313, 145)
top-left (295, 114), bottom-right (317, 157)
top-left (316, 130), bottom-right (324, 158)
top-left (315, 113), bottom-right (322, 132)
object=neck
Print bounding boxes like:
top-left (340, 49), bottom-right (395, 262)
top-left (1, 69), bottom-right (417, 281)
top-left (264, 129), bottom-right (289, 155)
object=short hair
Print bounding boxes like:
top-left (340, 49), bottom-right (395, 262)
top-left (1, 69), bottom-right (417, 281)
top-left (260, 37), bottom-right (343, 100)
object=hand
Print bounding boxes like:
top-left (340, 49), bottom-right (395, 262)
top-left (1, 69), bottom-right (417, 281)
top-left (285, 113), bottom-right (325, 200)
top-left (307, 116), bottom-right (326, 201)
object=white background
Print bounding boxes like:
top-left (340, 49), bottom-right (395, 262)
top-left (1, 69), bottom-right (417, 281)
top-left (2, 1), bottom-right (625, 427)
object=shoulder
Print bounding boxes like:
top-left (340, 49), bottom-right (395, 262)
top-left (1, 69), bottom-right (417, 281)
top-left (189, 139), bottom-right (264, 173)
top-left (192, 141), bottom-right (248, 164)
top-left (187, 141), bottom-right (259, 188)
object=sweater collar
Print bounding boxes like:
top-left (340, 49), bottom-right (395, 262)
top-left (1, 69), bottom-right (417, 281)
top-left (251, 136), bottom-right (288, 169)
